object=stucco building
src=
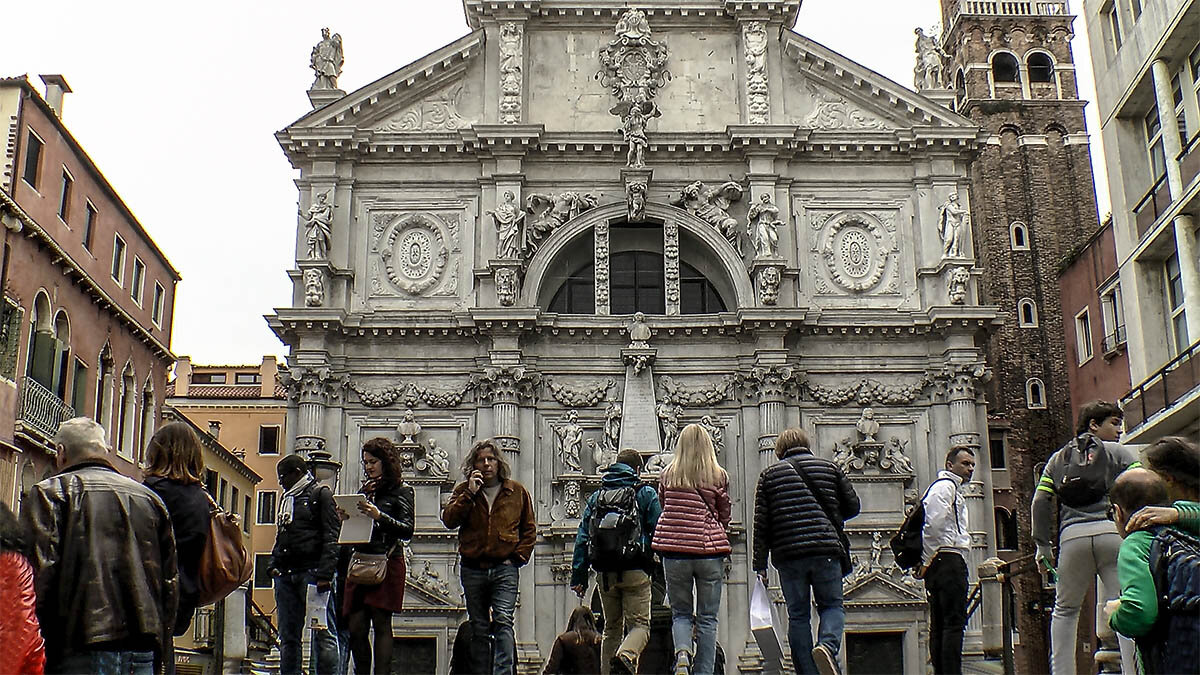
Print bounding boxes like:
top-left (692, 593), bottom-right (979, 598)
top-left (1078, 0), bottom-right (1199, 443)
top-left (269, 2), bottom-right (1010, 672)
top-left (0, 74), bottom-right (179, 506)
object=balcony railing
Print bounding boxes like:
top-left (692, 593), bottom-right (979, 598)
top-left (1132, 173), bottom-right (1172, 241)
top-left (1179, 131), bottom-right (1200, 188)
top-left (248, 597), bottom-right (279, 651)
top-left (193, 606), bottom-right (215, 647)
top-left (957, 0), bottom-right (1068, 16)
top-left (1121, 339), bottom-right (1199, 431)
top-left (1103, 324), bottom-right (1127, 355)
top-left (18, 376), bottom-right (74, 441)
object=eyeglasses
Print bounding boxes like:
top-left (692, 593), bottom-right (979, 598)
top-left (1106, 503), bottom-right (1116, 521)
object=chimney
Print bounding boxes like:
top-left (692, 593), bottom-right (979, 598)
top-left (173, 357), bottom-right (192, 397)
top-left (208, 420), bottom-right (221, 439)
top-left (38, 74), bottom-right (72, 117)
top-left (260, 355), bottom-right (278, 398)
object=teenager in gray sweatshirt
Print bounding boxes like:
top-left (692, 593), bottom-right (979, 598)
top-left (1031, 401), bottom-right (1141, 675)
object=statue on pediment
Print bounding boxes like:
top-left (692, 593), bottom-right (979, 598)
top-left (488, 191), bottom-right (525, 260)
top-left (303, 191), bottom-right (333, 260)
top-left (672, 181), bottom-right (743, 247)
top-left (616, 96), bottom-right (658, 168)
top-left (748, 193), bottom-right (782, 258)
top-left (310, 28), bottom-right (344, 90)
top-left (937, 192), bottom-right (968, 258)
top-left (913, 27), bottom-right (947, 91)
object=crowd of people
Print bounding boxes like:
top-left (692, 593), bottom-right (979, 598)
top-left (0, 404), bottom-right (1194, 675)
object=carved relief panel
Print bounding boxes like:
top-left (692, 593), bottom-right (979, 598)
top-left (798, 202), bottom-right (914, 306)
top-left (362, 201), bottom-right (474, 307)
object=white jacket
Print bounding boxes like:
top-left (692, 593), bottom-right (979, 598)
top-left (921, 470), bottom-right (970, 566)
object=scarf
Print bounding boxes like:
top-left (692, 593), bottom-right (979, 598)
top-left (278, 472), bottom-right (316, 526)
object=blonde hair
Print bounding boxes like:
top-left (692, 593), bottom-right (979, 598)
top-left (662, 423), bottom-right (727, 489)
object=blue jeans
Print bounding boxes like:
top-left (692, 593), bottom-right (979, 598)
top-left (663, 556), bottom-right (724, 675)
top-left (776, 555), bottom-right (845, 675)
top-left (461, 563), bottom-right (520, 675)
top-left (50, 650), bottom-right (154, 675)
top-left (275, 571), bottom-right (340, 675)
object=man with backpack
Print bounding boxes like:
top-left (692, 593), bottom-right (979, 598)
top-left (753, 428), bottom-right (860, 675)
top-left (1032, 401), bottom-right (1140, 675)
top-left (919, 444), bottom-right (975, 675)
top-left (1105, 467), bottom-right (1200, 674)
top-left (570, 448), bottom-right (662, 675)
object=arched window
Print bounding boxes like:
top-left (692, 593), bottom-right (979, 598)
top-left (116, 364), bottom-right (136, 460)
top-left (1027, 52), bottom-right (1055, 83)
top-left (138, 379), bottom-right (155, 466)
top-left (96, 345), bottom-right (114, 439)
top-left (954, 69), bottom-right (967, 111)
top-left (1010, 222), bottom-right (1030, 250)
top-left (549, 251), bottom-right (726, 315)
top-left (992, 53), bottom-right (1020, 83)
top-left (1018, 299), bottom-right (1038, 327)
top-left (53, 310), bottom-right (71, 400)
top-left (1026, 378), bottom-right (1047, 409)
top-left (995, 508), bottom-right (1018, 550)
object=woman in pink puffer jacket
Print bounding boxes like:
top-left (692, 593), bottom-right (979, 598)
top-left (651, 424), bottom-right (731, 675)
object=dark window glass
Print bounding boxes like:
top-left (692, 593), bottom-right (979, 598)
top-left (236, 372), bottom-right (261, 384)
top-left (204, 469), bottom-right (217, 496)
top-left (253, 554), bottom-right (273, 588)
top-left (548, 263), bottom-right (595, 314)
top-left (58, 171), bottom-right (73, 221)
top-left (111, 236), bottom-right (125, 282)
top-left (989, 436), bottom-right (1006, 469)
top-left (257, 491), bottom-right (277, 524)
top-left (992, 53), bottom-right (1020, 82)
top-left (83, 203), bottom-right (97, 250)
top-left (192, 372), bottom-right (227, 384)
top-left (22, 132), bottom-right (43, 189)
top-left (550, 251), bottom-right (724, 315)
top-left (1027, 53), bottom-right (1054, 83)
top-left (259, 425), bottom-right (280, 455)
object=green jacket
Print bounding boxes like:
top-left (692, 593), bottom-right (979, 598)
top-left (1109, 500), bottom-right (1200, 638)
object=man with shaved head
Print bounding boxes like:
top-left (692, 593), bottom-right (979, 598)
top-left (21, 417), bottom-right (178, 674)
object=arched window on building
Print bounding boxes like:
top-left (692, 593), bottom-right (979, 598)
top-left (992, 52), bottom-right (1020, 83)
top-left (1026, 378), bottom-right (1047, 409)
top-left (138, 379), bottom-right (155, 466)
top-left (1018, 298), bottom-right (1038, 327)
top-left (549, 251), bottom-right (726, 315)
top-left (116, 364), bottom-right (136, 460)
top-left (96, 345), bottom-right (114, 440)
top-left (26, 292), bottom-right (54, 389)
top-left (1010, 222), bottom-right (1030, 250)
top-left (954, 69), bottom-right (966, 111)
top-left (1027, 52), bottom-right (1055, 83)
top-left (994, 508), bottom-right (1018, 550)
top-left (52, 310), bottom-right (71, 402)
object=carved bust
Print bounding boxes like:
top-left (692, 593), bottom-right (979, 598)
top-left (628, 311), bottom-right (652, 347)
top-left (855, 408), bottom-right (880, 443)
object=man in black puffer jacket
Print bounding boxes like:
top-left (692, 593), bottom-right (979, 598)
top-left (754, 428), bottom-right (860, 675)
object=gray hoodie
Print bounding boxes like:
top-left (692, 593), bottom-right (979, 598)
top-left (1031, 433), bottom-right (1140, 547)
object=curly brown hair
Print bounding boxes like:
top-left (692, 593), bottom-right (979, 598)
top-left (362, 437), bottom-right (405, 484)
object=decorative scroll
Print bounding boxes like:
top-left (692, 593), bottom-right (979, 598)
top-left (375, 84), bottom-right (472, 131)
top-left (546, 378), bottom-right (616, 408)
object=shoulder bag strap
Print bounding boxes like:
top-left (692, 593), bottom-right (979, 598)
top-left (785, 456), bottom-right (840, 532)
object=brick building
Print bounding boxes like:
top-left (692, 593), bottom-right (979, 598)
top-left (0, 75), bottom-right (179, 506)
top-left (939, 0), bottom-right (1103, 669)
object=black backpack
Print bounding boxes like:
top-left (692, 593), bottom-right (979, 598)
top-left (1139, 527), bottom-right (1200, 675)
top-left (889, 478), bottom-right (954, 570)
top-left (1057, 435), bottom-right (1111, 508)
top-left (587, 485), bottom-right (645, 572)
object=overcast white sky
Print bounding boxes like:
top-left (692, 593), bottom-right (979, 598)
top-left (0, 1), bottom-right (1108, 365)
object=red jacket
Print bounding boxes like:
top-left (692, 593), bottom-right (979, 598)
top-left (651, 479), bottom-right (732, 557)
top-left (0, 550), bottom-right (46, 674)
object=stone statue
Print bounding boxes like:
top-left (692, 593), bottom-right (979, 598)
top-left (832, 437), bottom-right (855, 474)
top-left (488, 191), bottom-right (525, 260)
top-left (758, 265), bottom-right (782, 305)
top-left (303, 269), bottom-right (324, 307)
top-left (882, 436), bottom-right (915, 474)
top-left (869, 531), bottom-right (885, 569)
top-left (423, 438), bottom-right (450, 476)
top-left (555, 410), bottom-right (584, 473)
top-left (747, 193), bottom-right (782, 258)
top-left (525, 192), bottom-right (598, 253)
top-left (948, 266), bottom-right (970, 305)
top-left (657, 402), bottom-right (682, 453)
top-left (672, 181), bottom-right (744, 247)
top-left (627, 311), bottom-right (652, 348)
top-left (626, 180), bottom-right (647, 222)
top-left (303, 191), bottom-right (333, 260)
top-left (644, 446), bottom-right (674, 474)
top-left (397, 409), bottom-right (421, 445)
top-left (856, 408), bottom-right (880, 443)
top-left (937, 192), bottom-right (968, 258)
top-left (618, 96), bottom-right (657, 168)
top-left (310, 28), bottom-right (344, 90)
top-left (913, 28), bottom-right (947, 91)
top-left (495, 267), bottom-right (518, 307)
top-left (700, 415), bottom-right (724, 453)
top-left (604, 401), bottom-right (622, 454)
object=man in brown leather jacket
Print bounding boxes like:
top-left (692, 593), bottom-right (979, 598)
top-left (21, 417), bottom-right (178, 674)
top-left (441, 439), bottom-right (536, 675)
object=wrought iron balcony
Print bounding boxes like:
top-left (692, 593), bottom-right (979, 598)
top-left (1121, 339), bottom-right (1199, 432)
top-left (1102, 325), bottom-right (1127, 355)
top-left (18, 376), bottom-right (74, 441)
top-left (954, 0), bottom-right (1069, 16)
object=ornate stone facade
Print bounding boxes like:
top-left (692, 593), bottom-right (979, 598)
top-left (272, 3), bottom-right (1001, 672)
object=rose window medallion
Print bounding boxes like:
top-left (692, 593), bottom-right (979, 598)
top-left (399, 229), bottom-right (433, 280)
top-left (820, 214), bottom-right (891, 293)
top-left (840, 228), bottom-right (872, 279)
top-left (380, 214), bottom-right (449, 296)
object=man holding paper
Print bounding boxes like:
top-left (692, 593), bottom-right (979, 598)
top-left (270, 454), bottom-right (342, 675)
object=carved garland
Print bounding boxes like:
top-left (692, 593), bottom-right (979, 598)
top-left (658, 375), bottom-right (735, 407)
top-left (803, 376), bottom-right (932, 406)
top-left (350, 381), bottom-right (473, 408)
top-left (382, 215), bottom-right (449, 295)
top-left (547, 378), bottom-right (616, 408)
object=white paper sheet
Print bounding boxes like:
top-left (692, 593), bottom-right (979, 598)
top-left (334, 493), bottom-right (374, 544)
top-left (305, 585), bottom-right (330, 630)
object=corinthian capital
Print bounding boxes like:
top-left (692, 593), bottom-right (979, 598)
top-left (472, 365), bottom-right (542, 405)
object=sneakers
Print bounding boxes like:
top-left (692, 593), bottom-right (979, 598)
top-left (672, 650), bottom-right (691, 675)
top-left (811, 643), bottom-right (840, 675)
top-left (610, 653), bottom-right (636, 675)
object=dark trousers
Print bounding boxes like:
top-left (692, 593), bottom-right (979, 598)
top-left (924, 552), bottom-right (967, 675)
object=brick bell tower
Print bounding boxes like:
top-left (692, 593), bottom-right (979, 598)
top-left (937, 0), bottom-right (1101, 671)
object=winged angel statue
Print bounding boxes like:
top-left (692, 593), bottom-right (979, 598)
top-left (671, 181), bottom-right (744, 247)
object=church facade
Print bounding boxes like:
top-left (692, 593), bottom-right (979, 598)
top-left (270, 2), bottom-right (1001, 671)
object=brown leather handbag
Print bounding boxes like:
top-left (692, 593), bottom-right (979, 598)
top-left (196, 493), bottom-right (253, 605)
top-left (347, 551), bottom-right (389, 586)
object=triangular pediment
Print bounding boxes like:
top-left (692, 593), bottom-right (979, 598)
top-left (781, 30), bottom-right (974, 131)
top-left (286, 30), bottom-right (484, 132)
top-left (843, 571), bottom-right (926, 606)
top-left (403, 570), bottom-right (464, 610)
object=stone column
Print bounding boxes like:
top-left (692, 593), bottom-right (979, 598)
top-left (474, 365), bottom-right (540, 454)
top-left (1173, 214), bottom-right (1200, 341)
top-left (946, 370), bottom-right (990, 638)
top-left (285, 366), bottom-right (344, 454)
top-left (1151, 58), bottom-right (1185, 198)
top-left (739, 364), bottom-right (800, 471)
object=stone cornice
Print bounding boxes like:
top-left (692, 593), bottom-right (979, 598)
top-left (466, 1), bottom-right (799, 28)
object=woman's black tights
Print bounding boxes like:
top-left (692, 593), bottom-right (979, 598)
top-left (348, 607), bottom-right (394, 674)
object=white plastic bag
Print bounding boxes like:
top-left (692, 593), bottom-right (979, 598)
top-left (750, 578), bottom-right (784, 663)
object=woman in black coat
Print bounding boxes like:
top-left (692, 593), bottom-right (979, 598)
top-left (142, 421), bottom-right (212, 635)
top-left (341, 437), bottom-right (414, 674)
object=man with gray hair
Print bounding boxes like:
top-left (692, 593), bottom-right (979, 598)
top-left (21, 417), bottom-right (178, 675)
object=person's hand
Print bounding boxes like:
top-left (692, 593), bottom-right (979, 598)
top-left (315, 580), bottom-right (332, 593)
top-left (1125, 505), bottom-right (1179, 533)
top-left (468, 470), bottom-right (484, 495)
top-left (756, 571), bottom-right (768, 587)
top-left (336, 506), bottom-right (350, 522)
top-left (358, 500), bottom-right (381, 521)
top-left (1036, 544), bottom-right (1055, 574)
top-left (1103, 599), bottom-right (1121, 621)
top-left (571, 584), bottom-right (585, 598)
top-left (913, 564), bottom-right (927, 580)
